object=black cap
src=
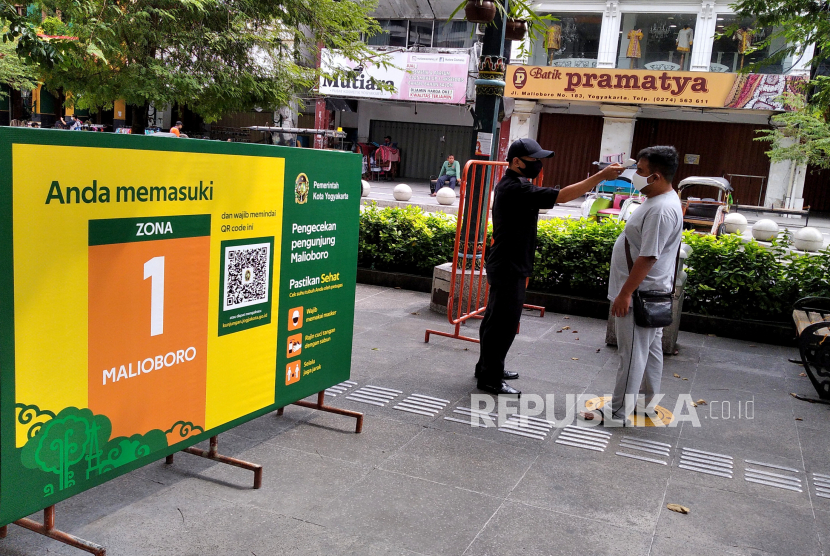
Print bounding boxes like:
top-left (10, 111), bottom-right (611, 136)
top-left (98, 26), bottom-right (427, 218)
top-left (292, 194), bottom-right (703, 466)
top-left (506, 138), bottom-right (554, 162)
top-left (175, 121), bottom-right (183, 126)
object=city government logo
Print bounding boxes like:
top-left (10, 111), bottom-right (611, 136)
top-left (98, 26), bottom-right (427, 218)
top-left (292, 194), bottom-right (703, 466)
top-left (294, 173), bottom-right (309, 204)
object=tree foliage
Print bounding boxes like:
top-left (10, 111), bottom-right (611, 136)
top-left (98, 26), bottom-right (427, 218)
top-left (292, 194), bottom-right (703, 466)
top-left (756, 91), bottom-right (830, 168)
top-left (0, 31), bottom-right (39, 96)
top-left (5, 0), bottom-right (386, 131)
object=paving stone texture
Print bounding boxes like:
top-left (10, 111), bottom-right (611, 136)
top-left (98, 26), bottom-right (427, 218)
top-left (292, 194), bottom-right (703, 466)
top-left (2, 284), bottom-right (829, 555)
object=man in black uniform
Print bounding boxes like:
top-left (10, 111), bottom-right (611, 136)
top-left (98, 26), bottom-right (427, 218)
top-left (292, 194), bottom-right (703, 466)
top-left (475, 139), bottom-right (625, 396)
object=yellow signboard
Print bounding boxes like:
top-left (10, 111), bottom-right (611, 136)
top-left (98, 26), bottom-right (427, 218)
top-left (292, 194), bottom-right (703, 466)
top-left (505, 66), bottom-right (805, 110)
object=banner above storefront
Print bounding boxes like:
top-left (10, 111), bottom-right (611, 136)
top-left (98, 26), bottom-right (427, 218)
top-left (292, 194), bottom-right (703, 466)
top-left (505, 65), bottom-right (805, 110)
top-left (320, 49), bottom-right (469, 105)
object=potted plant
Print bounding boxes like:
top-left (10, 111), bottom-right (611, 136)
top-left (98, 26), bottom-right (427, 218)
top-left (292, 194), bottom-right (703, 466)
top-left (505, 18), bottom-right (527, 41)
top-left (463, 0), bottom-right (496, 24)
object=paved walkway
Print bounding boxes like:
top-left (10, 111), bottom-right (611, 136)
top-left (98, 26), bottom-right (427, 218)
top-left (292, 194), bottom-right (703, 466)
top-left (2, 285), bottom-right (829, 555)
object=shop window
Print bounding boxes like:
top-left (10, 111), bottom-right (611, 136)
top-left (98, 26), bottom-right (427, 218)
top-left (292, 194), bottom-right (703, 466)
top-left (408, 21), bottom-right (433, 48)
top-left (711, 15), bottom-right (786, 74)
top-left (530, 13), bottom-right (602, 67)
top-left (616, 13), bottom-right (698, 71)
top-left (434, 20), bottom-right (476, 49)
top-left (368, 20), bottom-right (407, 47)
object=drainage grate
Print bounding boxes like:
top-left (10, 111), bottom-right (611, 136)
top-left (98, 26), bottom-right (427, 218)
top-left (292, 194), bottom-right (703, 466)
top-left (744, 460), bottom-right (802, 493)
top-left (393, 394), bottom-right (450, 417)
top-left (813, 472), bottom-right (830, 499)
top-left (678, 448), bottom-right (734, 479)
top-left (444, 408), bottom-right (555, 440)
top-left (616, 436), bottom-right (672, 466)
top-left (345, 385), bottom-right (402, 407)
top-left (445, 406), bottom-right (496, 428)
top-left (325, 380), bottom-right (357, 397)
top-left (499, 415), bottom-right (555, 441)
top-left (554, 425), bottom-right (611, 452)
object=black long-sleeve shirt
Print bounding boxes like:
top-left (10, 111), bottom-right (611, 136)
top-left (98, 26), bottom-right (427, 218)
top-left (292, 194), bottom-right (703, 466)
top-left (486, 169), bottom-right (559, 282)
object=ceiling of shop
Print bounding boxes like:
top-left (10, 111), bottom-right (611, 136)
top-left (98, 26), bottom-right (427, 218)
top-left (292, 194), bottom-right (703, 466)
top-left (371, 0), bottom-right (467, 20)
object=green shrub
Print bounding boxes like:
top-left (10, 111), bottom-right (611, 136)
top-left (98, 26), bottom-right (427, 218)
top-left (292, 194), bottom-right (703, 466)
top-left (358, 203), bottom-right (456, 276)
top-left (532, 217), bottom-right (624, 298)
top-left (357, 205), bottom-right (830, 322)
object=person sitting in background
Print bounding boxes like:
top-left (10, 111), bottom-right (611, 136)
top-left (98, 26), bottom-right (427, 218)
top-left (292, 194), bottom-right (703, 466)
top-left (432, 155), bottom-right (461, 196)
top-left (170, 121), bottom-right (183, 136)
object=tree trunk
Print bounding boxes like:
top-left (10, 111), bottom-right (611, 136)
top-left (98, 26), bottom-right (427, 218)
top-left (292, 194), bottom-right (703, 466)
top-left (131, 102), bottom-right (149, 135)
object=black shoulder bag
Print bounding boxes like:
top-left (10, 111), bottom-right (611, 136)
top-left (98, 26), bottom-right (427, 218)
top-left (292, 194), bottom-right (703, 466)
top-left (624, 236), bottom-right (680, 328)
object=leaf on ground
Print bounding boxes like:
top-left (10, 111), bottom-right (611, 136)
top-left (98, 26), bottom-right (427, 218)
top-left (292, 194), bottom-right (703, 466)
top-left (707, 334), bottom-right (716, 337)
top-left (596, 348), bottom-right (601, 353)
top-left (795, 417), bottom-right (803, 421)
top-left (696, 399), bottom-right (707, 405)
top-left (691, 402), bottom-right (698, 407)
top-left (562, 326), bottom-right (571, 330)
top-left (564, 317), bottom-right (570, 319)
top-left (682, 378), bottom-right (689, 381)
top-left (556, 330), bottom-right (562, 333)
top-left (667, 503), bottom-right (690, 514)
top-left (673, 373), bottom-right (681, 378)
top-left (799, 373), bottom-right (807, 377)
top-left (411, 312), bottom-right (420, 315)
top-left (572, 330), bottom-right (579, 333)
top-left (572, 357), bottom-right (579, 360)
top-left (371, 348), bottom-right (379, 351)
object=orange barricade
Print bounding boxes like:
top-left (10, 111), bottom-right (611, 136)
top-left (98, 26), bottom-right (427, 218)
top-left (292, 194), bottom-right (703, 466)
top-left (425, 160), bottom-right (545, 344)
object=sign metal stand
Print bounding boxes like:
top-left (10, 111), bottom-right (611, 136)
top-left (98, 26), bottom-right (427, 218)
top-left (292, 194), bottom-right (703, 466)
top-left (278, 390), bottom-right (363, 433)
top-left (0, 505), bottom-right (106, 555)
top-left (164, 435), bottom-right (263, 489)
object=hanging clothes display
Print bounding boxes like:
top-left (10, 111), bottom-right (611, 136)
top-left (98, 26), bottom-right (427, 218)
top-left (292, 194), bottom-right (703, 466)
top-left (626, 29), bottom-right (643, 58)
top-left (545, 24), bottom-right (562, 50)
top-left (734, 27), bottom-right (754, 54)
top-left (676, 26), bottom-right (694, 52)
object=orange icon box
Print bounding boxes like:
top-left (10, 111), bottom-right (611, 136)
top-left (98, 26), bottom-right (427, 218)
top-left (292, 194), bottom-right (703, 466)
top-left (287, 333), bottom-right (302, 358)
top-left (288, 306), bottom-right (303, 331)
top-left (286, 360), bottom-right (301, 385)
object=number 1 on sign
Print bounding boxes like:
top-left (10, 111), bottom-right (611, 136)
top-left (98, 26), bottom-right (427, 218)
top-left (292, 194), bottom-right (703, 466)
top-left (144, 256), bottom-right (164, 336)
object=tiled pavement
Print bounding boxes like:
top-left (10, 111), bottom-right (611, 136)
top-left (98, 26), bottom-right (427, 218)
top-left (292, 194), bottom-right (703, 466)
top-left (2, 284), bottom-right (829, 555)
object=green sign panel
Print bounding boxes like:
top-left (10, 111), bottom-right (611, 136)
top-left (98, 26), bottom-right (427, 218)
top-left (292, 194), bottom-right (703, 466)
top-left (0, 128), bottom-right (360, 526)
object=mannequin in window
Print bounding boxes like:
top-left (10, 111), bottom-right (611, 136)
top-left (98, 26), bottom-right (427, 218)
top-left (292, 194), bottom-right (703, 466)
top-left (626, 28), bottom-right (643, 68)
top-left (734, 26), bottom-right (754, 69)
top-left (676, 25), bottom-right (693, 70)
top-left (546, 23), bottom-right (561, 66)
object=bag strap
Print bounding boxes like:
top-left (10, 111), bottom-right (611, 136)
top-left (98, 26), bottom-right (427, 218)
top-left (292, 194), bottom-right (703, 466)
top-left (624, 233), bottom-right (682, 293)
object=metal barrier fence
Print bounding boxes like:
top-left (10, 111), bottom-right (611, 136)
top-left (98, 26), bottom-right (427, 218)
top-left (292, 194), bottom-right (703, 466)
top-left (425, 160), bottom-right (544, 344)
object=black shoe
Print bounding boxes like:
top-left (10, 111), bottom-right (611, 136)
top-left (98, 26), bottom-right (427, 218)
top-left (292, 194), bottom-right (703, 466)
top-left (477, 381), bottom-right (521, 396)
top-left (474, 370), bottom-right (519, 380)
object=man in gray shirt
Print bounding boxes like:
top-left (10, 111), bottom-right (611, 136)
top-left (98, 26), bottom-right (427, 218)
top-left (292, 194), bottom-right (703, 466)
top-left (582, 146), bottom-right (683, 425)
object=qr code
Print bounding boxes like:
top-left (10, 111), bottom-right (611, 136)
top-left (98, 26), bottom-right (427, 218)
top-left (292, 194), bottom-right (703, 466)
top-left (223, 242), bottom-right (271, 311)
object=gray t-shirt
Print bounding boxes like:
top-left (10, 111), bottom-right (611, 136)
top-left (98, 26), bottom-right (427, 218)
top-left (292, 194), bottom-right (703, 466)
top-left (608, 191), bottom-right (683, 302)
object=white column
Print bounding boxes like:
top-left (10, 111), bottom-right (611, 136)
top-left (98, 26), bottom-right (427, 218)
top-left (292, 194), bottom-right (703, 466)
top-left (599, 104), bottom-right (639, 162)
top-left (690, 1), bottom-right (717, 72)
top-left (509, 100), bottom-right (540, 142)
top-left (597, 1), bottom-right (622, 69)
top-left (764, 136), bottom-right (808, 209)
top-left (790, 43), bottom-right (815, 78)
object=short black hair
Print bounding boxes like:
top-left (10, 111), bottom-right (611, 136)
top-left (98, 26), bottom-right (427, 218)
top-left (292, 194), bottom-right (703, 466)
top-left (636, 146), bottom-right (679, 184)
top-left (384, 135), bottom-right (391, 141)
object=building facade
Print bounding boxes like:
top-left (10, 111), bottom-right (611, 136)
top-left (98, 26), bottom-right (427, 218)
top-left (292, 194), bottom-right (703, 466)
top-left (505, 0), bottom-right (815, 210)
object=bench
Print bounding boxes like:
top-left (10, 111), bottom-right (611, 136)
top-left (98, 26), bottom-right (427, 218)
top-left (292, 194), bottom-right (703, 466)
top-left (792, 297), bottom-right (830, 400)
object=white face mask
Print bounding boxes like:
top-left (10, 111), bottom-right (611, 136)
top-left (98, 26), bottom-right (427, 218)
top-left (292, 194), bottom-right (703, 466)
top-left (630, 171), bottom-right (655, 192)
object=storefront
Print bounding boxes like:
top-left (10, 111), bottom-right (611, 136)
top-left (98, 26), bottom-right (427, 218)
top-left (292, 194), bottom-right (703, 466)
top-left (506, 0), bottom-right (812, 209)
top-left (318, 46), bottom-right (476, 180)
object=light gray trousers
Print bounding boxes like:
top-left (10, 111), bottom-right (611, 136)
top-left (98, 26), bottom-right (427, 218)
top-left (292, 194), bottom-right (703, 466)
top-left (609, 311), bottom-right (663, 420)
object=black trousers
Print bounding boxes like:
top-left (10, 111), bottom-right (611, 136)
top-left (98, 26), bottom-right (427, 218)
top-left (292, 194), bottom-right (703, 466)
top-left (475, 275), bottom-right (527, 384)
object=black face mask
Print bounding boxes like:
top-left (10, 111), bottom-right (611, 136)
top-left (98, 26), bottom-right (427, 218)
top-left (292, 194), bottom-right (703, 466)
top-left (520, 159), bottom-right (544, 179)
